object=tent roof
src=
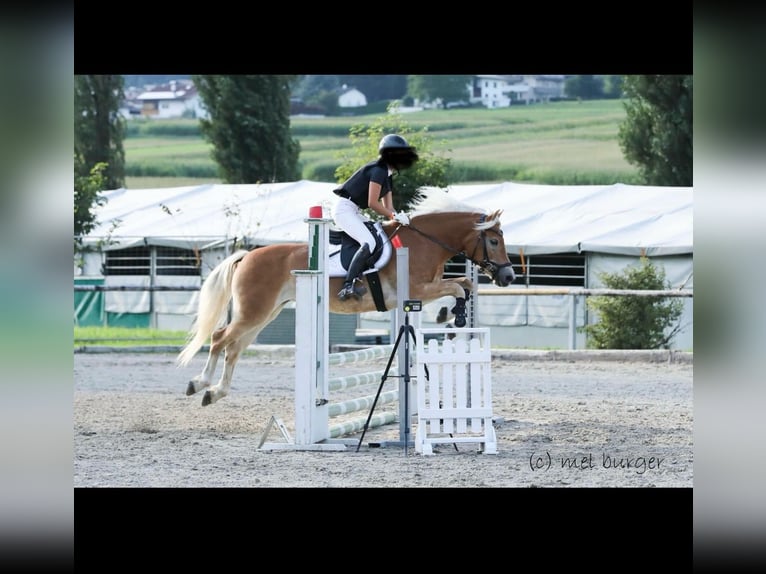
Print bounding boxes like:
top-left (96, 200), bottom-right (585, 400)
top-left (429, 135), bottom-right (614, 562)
top-left (83, 180), bottom-right (693, 257)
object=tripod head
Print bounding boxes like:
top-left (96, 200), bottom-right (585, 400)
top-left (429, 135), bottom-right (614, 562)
top-left (403, 299), bottom-right (422, 313)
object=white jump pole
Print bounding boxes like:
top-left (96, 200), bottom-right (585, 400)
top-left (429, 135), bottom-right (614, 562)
top-left (395, 247), bottom-right (418, 448)
top-left (292, 207), bottom-right (330, 446)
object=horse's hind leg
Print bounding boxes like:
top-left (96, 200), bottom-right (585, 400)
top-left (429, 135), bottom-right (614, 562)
top-left (186, 326), bottom-right (227, 396)
top-left (201, 326), bottom-right (259, 406)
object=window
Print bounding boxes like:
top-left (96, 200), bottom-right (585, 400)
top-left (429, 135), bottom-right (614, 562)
top-left (156, 247), bottom-right (201, 276)
top-left (444, 253), bottom-right (586, 287)
top-left (510, 253), bottom-right (585, 287)
top-left (103, 246), bottom-right (150, 275)
top-left (103, 246), bottom-right (200, 276)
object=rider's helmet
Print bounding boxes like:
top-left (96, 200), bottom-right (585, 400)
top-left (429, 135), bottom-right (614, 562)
top-left (378, 134), bottom-right (419, 170)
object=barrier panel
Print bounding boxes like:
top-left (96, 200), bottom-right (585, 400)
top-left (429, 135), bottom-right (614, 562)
top-left (414, 328), bottom-right (497, 455)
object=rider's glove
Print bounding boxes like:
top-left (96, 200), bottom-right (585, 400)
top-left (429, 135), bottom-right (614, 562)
top-left (392, 211), bottom-right (410, 225)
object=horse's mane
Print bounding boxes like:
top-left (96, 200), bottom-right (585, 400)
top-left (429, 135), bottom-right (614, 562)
top-left (409, 187), bottom-right (502, 231)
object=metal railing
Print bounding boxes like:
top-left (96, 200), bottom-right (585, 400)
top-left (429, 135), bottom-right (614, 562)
top-left (475, 287), bottom-right (693, 349)
top-left (74, 284), bottom-right (693, 350)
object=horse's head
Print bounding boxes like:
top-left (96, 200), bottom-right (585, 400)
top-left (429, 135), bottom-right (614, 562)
top-left (465, 209), bottom-right (515, 287)
top-left (400, 188), bottom-right (516, 287)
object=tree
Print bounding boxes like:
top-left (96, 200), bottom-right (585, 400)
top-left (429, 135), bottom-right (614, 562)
top-left (294, 75), bottom-right (408, 107)
top-left (581, 257), bottom-right (684, 349)
top-left (74, 159), bottom-right (107, 244)
top-left (334, 103), bottom-right (451, 213)
top-left (74, 75), bottom-right (125, 191)
top-left (193, 75), bottom-right (301, 183)
top-left (602, 75), bottom-right (624, 99)
top-left (307, 90), bottom-right (340, 116)
top-left (338, 75), bottom-right (408, 102)
top-left (564, 75), bottom-right (604, 99)
top-left (292, 75), bottom-right (340, 100)
top-left (407, 75), bottom-right (472, 107)
top-left (618, 75), bottom-right (692, 186)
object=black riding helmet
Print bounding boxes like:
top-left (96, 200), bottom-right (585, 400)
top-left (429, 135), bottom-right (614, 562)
top-left (379, 134), bottom-right (419, 170)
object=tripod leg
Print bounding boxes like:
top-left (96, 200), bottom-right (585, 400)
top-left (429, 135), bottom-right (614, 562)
top-left (355, 326), bottom-right (406, 452)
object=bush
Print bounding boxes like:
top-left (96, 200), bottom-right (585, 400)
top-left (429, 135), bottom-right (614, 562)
top-left (581, 257), bottom-right (684, 349)
top-left (302, 160), bottom-right (340, 182)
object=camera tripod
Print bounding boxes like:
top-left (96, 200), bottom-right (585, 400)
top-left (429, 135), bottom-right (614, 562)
top-left (356, 301), bottom-right (420, 455)
top-left (355, 300), bottom-right (458, 455)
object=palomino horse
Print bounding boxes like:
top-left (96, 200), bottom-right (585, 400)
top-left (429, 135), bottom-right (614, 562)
top-left (178, 188), bottom-right (516, 406)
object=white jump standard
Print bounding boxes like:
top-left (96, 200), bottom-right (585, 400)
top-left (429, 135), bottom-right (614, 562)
top-left (258, 209), bottom-right (410, 451)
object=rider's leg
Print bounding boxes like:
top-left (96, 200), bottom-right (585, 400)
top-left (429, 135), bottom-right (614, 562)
top-left (338, 243), bottom-right (371, 300)
top-left (332, 199), bottom-right (377, 301)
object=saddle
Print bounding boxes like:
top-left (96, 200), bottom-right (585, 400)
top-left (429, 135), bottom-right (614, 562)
top-left (328, 221), bottom-right (392, 275)
top-left (328, 221), bottom-right (393, 312)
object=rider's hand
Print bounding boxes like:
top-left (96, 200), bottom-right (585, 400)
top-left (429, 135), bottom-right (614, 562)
top-left (392, 211), bottom-right (410, 225)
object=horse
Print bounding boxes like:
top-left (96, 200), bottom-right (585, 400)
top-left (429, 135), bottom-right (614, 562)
top-left (177, 188), bottom-right (516, 406)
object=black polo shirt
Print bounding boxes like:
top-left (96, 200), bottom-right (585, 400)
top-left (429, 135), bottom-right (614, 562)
top-left (333, 159), bottom-right (392, 209)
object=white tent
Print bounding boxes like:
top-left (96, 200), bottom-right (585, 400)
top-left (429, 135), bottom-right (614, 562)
top-left (84, 181), bottom-right (341, 250)
top-left (77, 180), bottom-right (693, 349)
top-left (83, 180), bottom-right (692, 257)
top-left (430, 182), bottom-right (692, 257)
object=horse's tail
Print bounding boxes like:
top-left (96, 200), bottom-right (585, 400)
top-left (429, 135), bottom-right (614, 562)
top-left (177, 250), bottom-right (249, 367)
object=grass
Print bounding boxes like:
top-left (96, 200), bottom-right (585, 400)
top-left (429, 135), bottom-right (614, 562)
top-left (74, 326), bottom-right (189, 347)
top-left (123, 99), bottom-right (641, 189)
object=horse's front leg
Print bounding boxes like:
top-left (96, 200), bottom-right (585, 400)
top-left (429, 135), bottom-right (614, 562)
top-left (445, 277), bottom-right (474, 327)
top-left (414, 278), bottom-right (474, 328)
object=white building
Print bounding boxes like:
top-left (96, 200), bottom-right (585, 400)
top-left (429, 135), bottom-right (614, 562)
top-left (469, 75), bottom-right (567, 107)
top-left (135, 80), bottom-right (208, 119)
top-left (338, 87), bottom-right (367, 108)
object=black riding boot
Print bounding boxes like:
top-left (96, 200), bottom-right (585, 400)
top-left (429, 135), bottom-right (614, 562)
top-left (338, 244), bottom-right (371, 301)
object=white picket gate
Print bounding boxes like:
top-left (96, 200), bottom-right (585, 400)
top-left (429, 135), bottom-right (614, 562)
top-left (414, 328), bottom-right (497, 455)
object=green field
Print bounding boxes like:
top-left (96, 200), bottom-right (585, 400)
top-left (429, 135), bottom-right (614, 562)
top-left (124, 99), bottom-right (640, 189)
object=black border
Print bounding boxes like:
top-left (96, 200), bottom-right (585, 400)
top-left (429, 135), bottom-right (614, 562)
top-left (75, 487), bottom-right (690, 569)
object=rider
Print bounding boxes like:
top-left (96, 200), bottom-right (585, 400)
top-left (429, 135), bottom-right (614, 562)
top-left (332, 134), bottom-right (419, 301)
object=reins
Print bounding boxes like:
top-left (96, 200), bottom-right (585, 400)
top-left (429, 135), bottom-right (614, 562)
top-left (395, 214), bottom-right (513, 281)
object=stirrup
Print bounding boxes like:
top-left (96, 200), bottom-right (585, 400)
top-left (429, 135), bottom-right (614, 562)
top-left (338, 281), bottom-right (366, 301)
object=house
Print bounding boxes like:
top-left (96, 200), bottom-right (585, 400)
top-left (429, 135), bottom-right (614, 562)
top-left (135, 80), bottom-right (208, 119)
top-left (469, 75), bottom-right (567, 107)
top-left (338, 86), bottom-right (367, 108)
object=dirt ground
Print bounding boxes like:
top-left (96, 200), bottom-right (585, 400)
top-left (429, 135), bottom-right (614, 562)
top-left (73, 349), bottom-right (692, 488)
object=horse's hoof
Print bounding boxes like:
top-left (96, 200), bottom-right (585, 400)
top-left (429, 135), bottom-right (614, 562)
top-left (201, 391), bottom-right (212, 406)
top-left (436, 306), bottom-right (449, 323)
top-left (186, 381), bottom-right (197, 396)
top-left (455, 315), bottom-right (466, 328)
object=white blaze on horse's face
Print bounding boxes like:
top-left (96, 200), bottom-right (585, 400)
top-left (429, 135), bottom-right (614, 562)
top-left (471, 211), bottom-right (515, 287)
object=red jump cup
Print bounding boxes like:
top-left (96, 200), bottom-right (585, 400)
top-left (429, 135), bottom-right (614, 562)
top-left (308, 205), bottom-right (323, 219)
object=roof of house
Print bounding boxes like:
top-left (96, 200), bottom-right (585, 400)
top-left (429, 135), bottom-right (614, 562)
top-left (136, 81), bottom-right (198, 101)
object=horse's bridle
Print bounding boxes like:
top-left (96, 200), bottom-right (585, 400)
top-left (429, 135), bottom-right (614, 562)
top-left (395, 214), bottom-right (514, 283)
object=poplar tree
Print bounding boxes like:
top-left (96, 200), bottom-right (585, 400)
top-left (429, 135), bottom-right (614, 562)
top-left (194, 75), bottom-right (301, 183)
top-left (618, 75), bottom-right (692, 186)
top-left (74, 75), bottom-right (125, 189)
top-left (74, 74), bottom-right (125, 237)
